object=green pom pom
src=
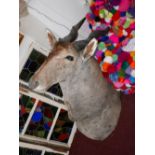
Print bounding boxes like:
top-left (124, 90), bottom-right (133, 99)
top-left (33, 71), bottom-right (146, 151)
top-left (112, 54), bottom-right (118, 62)
top-left (123, 18), bottom-right (131, 29)
top-left (98, 42), bottom-right (106, 50)
top-left (126, 12), bottom-right (132, 18)
top-left (110, 8), bottom-right (116, 14)
top-left (122, 61), bottom-right (129, 70)
top-left (107, 44), bottom-right (115, 50)
top-left (99, 9), bottom-right (106, 18)
top-left (118, 69), bottom-right (125, 77)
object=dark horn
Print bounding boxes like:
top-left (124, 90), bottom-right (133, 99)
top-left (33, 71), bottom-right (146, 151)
top-left (73, 27), bottom-right (110, 51)
top-left (73, 40), bottom-right (88, 51)
top-left (87, 27), bottom-right (110, 42)
top-left (59, 17), bottom-right (86, 43)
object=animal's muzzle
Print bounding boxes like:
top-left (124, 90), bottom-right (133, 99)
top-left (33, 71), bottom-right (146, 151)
top-left (29, 79), bottom-right (39, 90)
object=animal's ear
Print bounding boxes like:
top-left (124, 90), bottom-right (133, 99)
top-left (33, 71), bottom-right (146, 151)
top-left (46, 29), bottom-right (57, 47)
top-left (82, 38), bottom-right (98, 61)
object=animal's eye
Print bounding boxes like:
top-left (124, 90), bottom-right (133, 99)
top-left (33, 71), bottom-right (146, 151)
top-left (65, 55), bottom-right (74, 61)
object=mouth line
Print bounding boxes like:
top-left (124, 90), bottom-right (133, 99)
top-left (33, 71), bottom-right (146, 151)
top-left (46, 79), bottom-right (64, 91)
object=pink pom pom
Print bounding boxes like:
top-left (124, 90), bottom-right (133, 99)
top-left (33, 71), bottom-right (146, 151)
top-left (109, 34), bottom-right (119, 44)
top-left (114, 82), bottom-right (124, 88)
top-left (119, 0), bottom-right (130, 12)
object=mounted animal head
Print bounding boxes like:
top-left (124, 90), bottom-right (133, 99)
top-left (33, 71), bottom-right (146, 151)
top-left (29, 18), bottom-right (109, 92)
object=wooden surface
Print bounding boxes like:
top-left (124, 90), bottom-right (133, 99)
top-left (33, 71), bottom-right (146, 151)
top-left (69, 93), bottom-right (135, 155)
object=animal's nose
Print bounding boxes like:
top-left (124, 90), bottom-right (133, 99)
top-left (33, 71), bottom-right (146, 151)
top-left (29, 79), bottom-right (39, 90)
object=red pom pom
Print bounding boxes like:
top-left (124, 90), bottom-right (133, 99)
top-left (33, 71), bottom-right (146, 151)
top-left (118, 52), bottom-right (130, 62)
top-left (97, 56), bottom-right (103, 63)
top-left (102, 72), bottom-right (109, 79)
top-left (112, 11), bottom-right (120, 21)
top-left (108, 64), bottom-right (116, 73)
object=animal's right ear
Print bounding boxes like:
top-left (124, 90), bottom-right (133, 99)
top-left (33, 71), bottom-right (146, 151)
top-left (46, 29), bottom-right (57, 47)
top-left (82, 38), bottom-right (98, 62)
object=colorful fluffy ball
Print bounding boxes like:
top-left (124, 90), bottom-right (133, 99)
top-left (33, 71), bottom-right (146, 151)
top-left (86, 0), bottom-right (135, 94)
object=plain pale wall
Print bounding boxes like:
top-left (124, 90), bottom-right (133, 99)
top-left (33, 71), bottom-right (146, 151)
top-left (20, 0), bottom-right (91, 52)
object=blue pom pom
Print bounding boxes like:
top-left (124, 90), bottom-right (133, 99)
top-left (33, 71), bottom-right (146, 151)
top-left (119, 36), bottom-right (126, 42)
top-left (120, 12), bottom-right (126, 17)
top-left (129, 76), bottom-right (135, 84)
top-left (109, 73), bottom-right (118, 82)
top-left (101, 36), bottom-right (109, 42)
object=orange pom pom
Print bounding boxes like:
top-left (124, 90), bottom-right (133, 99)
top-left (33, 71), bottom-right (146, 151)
top-left (102, 62), bottom-right (111, 72)
top-left (105, 50), bottom-right (112, 56)
top-left (130, 61), bottom-right (135, 69)
top-left (130, 51), bottom-right (135, 57)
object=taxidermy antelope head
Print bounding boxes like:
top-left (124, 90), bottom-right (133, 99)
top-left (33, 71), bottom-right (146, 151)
top-left (29, 18), bottom-right (121, 140)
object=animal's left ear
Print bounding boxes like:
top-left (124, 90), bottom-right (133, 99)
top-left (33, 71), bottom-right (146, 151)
top-left (46, 29), bottom-right (57, 48)
top-left (82, 38), bottom-right (98, 62)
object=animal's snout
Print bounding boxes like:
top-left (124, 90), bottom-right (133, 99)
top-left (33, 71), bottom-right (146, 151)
top-left (29, 79), bottom-right (39, 90)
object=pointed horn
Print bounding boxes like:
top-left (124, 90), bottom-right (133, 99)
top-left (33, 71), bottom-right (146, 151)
top-left (73, 27), bottom-right (110, 51)
top-left (87, 27), bottom-right (110, 42)
top-left (73, 40), bottom-right (88, 51)
top-left (59, 17), bottom-right (86, 43)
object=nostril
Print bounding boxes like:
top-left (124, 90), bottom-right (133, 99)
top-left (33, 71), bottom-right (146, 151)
top-left (29, 80), bottom-right (39, 90)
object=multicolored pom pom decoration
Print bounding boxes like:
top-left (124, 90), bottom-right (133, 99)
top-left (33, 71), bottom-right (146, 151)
top-left (86, 0), bottom-right (135, 94)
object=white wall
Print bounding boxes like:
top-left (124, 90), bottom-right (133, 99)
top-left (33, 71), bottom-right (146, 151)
top-left (20, 0), bottom-right (91, 52)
